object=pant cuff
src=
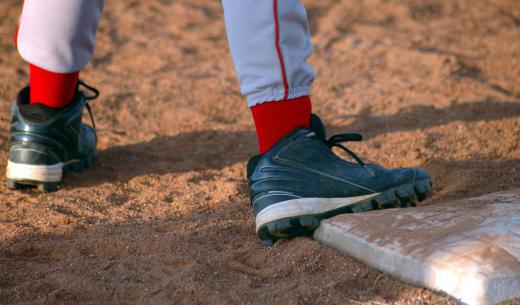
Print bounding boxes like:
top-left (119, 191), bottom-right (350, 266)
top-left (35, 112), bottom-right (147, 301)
top-left (247, 86), bottom-right (311, 108)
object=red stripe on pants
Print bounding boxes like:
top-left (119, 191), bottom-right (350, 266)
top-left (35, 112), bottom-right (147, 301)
top-left (273, 0), bottom-right (289, 100)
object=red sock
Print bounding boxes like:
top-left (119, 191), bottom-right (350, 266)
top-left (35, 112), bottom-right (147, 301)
top-left (29, 64), bottom-right (79, 109)
top-left (251, 96), bottom-right (312, 153)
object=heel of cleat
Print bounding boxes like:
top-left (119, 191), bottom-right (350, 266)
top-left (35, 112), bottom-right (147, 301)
top-left (5, 153), bottom-right (95, 192)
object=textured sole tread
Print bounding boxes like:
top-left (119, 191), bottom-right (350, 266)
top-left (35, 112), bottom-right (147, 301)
top-left (5, 153), bottom-right (95, 192)
top-left (257, 178), bottom-right (432, 245)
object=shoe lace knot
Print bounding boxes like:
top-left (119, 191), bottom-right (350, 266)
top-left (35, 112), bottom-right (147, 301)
top-left (325, 133), bottom-right (367, 167)
top-left (79, 80), bottom-right (99, 129)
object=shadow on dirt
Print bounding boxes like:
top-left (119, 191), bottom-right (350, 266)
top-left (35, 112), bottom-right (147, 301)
top-left (62, 98), bottom-right (520, 188)
top-left (327, 99), bottom-right (520, 138)
top-left (65, 130), bottom-right (257, 188)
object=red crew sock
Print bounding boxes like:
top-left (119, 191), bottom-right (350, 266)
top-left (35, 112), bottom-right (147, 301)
top-left (251, 96), bottom-right (312, 153)
top-left (29, 64), bottom-right (79, 109)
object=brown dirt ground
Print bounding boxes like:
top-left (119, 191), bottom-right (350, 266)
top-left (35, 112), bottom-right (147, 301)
top-left (1, 0), bottom-right (519, 304)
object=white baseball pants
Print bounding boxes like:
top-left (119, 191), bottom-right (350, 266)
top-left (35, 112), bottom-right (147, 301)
top-left (16, 0), bottom-right (315, 107)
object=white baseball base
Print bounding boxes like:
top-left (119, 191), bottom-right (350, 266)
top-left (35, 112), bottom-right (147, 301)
top-left (314, 189), bottom-right (520, 305)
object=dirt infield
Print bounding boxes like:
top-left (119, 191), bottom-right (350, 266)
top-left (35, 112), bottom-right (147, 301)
top-left (0, 0), bottom-right (519, 304)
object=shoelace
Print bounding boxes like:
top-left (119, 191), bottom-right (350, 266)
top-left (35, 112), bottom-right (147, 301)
top-left (78, 80), bottom-right (99, 129)
top-left (325, 133), bottom-right (366, 167)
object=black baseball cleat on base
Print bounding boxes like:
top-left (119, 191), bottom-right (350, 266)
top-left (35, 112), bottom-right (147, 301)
top-left (247, 114), bottom-right (432, 245)
top-left (5, 81), bottom-right (98, 192)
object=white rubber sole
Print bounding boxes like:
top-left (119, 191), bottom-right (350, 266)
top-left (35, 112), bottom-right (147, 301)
top-left (255, 193), bottom-right (380, 233)
top-left (6, 160), bottom-right (63, 183)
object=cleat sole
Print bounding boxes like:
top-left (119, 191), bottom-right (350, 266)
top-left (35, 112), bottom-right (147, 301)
top-left (6, 178), bottom-right (61, 192)
top-left (5, 152), bottom-right (95, 192)
top-left (256, 178), bottom-right (432, 245)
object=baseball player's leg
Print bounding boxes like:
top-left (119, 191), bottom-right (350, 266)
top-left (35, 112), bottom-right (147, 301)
top-left (17, 0), bottom-right (104, 109)
top-left (223, 0), bottom-right (432, 245)
top-left (222, 0), bottom-right (314, 153)
top-left (6, 0), bottom-right (104, 191)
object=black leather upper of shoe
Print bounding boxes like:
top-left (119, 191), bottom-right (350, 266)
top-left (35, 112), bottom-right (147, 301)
top-left (247, 114), bottom-right (430, 214)
top-left (8, 85), bottom-right (97, 165)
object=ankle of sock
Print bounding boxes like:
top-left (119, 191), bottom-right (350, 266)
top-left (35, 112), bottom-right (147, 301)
top-left (251, 96), bottom-right (312, 153)
top-left (29, 64), bottom-right (79, 109)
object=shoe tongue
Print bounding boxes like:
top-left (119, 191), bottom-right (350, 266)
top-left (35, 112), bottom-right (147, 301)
top-left (309, 113), bottom-right (326, 141)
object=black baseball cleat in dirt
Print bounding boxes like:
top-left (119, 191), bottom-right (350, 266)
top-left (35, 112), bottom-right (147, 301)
top-left (247, 114), bottom-right (432, 245)
top-left (5, 81), bottom-right (98, 192)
